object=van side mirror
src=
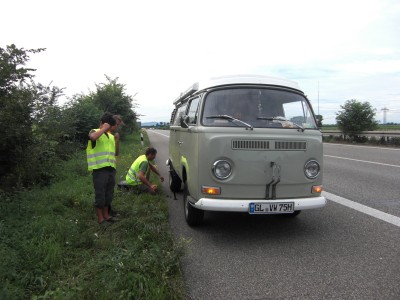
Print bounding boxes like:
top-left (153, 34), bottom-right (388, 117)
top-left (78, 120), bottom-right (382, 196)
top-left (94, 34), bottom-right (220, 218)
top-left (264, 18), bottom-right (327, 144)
top-left (180, 115), bottom-right (189, 128)
top-left (315, 115), bottom-right (323, 129)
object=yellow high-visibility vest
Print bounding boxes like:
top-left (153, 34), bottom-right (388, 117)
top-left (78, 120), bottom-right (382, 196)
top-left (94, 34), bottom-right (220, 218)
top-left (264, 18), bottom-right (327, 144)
top-left (126, 155), bottom-right (150, 185)
top-left (86, 129), bottom-right (116, 171)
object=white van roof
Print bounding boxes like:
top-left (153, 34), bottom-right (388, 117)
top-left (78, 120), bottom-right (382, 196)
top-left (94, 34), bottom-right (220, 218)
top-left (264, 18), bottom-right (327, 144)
top-left (174, 74), bottom-right (302, 105)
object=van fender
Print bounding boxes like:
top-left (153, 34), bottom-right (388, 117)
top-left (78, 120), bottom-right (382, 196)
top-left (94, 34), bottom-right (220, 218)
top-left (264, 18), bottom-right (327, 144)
top-left (180, 155), bottom-right (189, 182)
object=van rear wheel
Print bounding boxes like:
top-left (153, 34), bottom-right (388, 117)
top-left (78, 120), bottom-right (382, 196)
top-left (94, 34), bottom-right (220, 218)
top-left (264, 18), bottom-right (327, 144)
top-left (183, 181), bottom-right (204, 226)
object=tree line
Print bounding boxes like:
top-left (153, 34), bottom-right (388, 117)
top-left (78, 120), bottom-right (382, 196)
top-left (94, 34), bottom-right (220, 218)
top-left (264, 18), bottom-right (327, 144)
top-left (0, 44), bottom-right (139, 191)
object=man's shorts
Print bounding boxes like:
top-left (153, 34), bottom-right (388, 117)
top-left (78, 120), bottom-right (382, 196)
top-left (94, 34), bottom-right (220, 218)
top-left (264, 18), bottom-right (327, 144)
top-left (93, 167), bottom-right (116, 208)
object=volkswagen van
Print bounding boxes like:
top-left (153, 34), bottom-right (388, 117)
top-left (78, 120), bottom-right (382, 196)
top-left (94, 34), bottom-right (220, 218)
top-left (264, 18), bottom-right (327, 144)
top-left (167, 75), bottom-right (326, 226)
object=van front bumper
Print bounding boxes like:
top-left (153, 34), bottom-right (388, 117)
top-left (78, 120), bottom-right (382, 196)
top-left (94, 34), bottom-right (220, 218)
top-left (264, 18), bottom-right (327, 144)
top-left (192, 196), bottom-right (326, 212)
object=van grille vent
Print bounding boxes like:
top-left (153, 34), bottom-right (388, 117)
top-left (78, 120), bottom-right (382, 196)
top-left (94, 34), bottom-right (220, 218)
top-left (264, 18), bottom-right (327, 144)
top-left (232, 140), bottom-right (307, 150)
top-left (232, 140), bottom-right (270, 150)
top-left (275, 141), bottom-right (307, 150)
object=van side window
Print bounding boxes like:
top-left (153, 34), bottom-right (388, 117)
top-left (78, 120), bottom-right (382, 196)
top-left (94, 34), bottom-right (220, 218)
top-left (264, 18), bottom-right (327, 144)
top-left (172, 103), bottom-right (187, 126)
top-left (187, 97), bottom-right (200, 125)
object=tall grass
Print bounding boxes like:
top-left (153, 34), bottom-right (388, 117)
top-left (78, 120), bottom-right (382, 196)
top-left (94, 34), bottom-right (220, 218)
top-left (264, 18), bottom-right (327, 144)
top-left (0, 132), bottom-right (187, 300)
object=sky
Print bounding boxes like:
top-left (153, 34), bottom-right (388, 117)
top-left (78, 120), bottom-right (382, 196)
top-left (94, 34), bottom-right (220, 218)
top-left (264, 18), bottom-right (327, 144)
top-left (2, 0), bottom-right (400, 124)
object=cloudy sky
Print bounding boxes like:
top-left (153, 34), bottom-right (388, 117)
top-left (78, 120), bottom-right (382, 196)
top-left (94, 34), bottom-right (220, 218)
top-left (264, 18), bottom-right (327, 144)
top-left (2, 0), bottom-right (400, 124)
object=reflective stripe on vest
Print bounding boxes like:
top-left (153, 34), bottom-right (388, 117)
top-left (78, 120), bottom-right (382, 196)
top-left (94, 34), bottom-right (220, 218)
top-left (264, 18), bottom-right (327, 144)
top-left (126, 166), bottom-right (141, 184)
top-left (86, 130), bottom-right (116, 171)
top-left (126, 154), bottom-right (149, 186)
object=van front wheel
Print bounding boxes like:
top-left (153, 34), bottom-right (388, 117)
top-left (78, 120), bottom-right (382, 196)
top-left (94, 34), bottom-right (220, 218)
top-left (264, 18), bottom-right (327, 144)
top-left (183, 182), bottom-right (204, 226)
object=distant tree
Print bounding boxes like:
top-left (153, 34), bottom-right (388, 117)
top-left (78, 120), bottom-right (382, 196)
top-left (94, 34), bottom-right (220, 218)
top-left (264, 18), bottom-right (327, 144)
top-left (63, 75), bottom-right (140, 145)
top-left (336, 99), bottom-right (378, 140)
top-left (91, 75), bottom-right (138, 133)
top-left (26, 82), bottom-right (71, 184)
top-left (315, 114), bottom-right (323, 127)
top-left (0, 44), bottom-right (45, 97)
top-left (30, 82), bottom-right (77, 159)
top-left (63, 94), bottom-right (103, 145)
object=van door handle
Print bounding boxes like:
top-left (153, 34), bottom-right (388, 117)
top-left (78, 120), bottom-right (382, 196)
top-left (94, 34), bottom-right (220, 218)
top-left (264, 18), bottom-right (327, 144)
top-left (178, 141), bottom-right (183, 145)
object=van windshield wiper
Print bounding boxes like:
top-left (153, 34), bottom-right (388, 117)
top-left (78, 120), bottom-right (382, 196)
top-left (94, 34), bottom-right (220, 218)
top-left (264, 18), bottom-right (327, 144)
top-left (257, 116), bottom-right (305, 132)
top-left (207, 115), bottom-right (253, 130)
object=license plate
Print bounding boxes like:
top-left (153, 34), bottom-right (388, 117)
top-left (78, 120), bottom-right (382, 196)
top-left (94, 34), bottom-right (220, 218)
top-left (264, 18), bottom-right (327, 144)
top-left (249, 202), bottom-right (295, 214)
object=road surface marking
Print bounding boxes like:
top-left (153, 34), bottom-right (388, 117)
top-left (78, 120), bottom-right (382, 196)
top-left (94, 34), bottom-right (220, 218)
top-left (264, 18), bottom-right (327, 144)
top-left (323, 191), bottom-right (400, 228)
top-left (325, 143), bottom-right (400, 151)
top-left (324, 155), bottom-right (400, 168)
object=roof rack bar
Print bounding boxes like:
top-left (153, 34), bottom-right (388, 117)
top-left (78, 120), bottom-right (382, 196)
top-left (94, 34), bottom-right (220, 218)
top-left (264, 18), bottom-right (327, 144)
top-left (173, 82), bottom-right (199, 105)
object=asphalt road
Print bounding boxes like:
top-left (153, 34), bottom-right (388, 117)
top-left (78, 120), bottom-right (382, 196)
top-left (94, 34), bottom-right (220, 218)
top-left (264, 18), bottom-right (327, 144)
top-left (146, 129), bottom-right (400, 300)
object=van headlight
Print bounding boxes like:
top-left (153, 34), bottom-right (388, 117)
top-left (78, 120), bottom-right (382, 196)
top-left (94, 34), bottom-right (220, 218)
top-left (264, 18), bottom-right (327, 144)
top-left (212, 160), bottom-right (232, 179)
top-left (304, 160), bottom-right (320, 179)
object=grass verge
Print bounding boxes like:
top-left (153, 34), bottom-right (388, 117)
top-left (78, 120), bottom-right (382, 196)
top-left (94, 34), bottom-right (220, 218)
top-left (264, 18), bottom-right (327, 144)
top-left (0, 131), bottom-right (187, 300)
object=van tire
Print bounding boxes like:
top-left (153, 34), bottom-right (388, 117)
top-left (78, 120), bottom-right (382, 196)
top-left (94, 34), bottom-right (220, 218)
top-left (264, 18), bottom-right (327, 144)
top-left (183, 181), bottom-right (204, 226)
top-left (169, 169), bottom-right (182, 192)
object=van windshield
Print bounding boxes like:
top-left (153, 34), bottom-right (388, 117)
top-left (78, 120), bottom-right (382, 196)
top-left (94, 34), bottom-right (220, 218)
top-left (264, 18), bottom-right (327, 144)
top-left (202, 88), bottom-right (317, 129)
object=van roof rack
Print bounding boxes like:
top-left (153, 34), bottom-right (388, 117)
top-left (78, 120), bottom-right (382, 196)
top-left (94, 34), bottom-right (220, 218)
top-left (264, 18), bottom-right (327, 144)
top-left (173, 83), bottom-right (199, 105)
top-left (173, 75), bottom-right (301, 105)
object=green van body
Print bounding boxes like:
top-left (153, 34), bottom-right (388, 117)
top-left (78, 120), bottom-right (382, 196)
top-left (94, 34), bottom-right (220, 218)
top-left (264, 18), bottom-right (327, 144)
top-left (167, 75), bottom-right (326, 226)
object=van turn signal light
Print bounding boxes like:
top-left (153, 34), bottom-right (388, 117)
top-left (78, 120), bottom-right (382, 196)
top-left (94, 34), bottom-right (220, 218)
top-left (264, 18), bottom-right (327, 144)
top-left (312, 185), bottom-right (323, 194)
top-left (202, 186), bottom-right (221, 195)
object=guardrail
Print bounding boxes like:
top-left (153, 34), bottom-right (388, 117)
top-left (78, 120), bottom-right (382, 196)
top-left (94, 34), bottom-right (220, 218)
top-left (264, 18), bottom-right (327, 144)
top-left (323, 130), bottom-right (400, 136)
top-left (322, 130), bottom-right (400, 142)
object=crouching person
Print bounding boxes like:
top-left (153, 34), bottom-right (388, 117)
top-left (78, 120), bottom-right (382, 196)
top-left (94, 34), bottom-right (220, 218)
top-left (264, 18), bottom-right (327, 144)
top-left (125, 147), bottom-right (164, 194)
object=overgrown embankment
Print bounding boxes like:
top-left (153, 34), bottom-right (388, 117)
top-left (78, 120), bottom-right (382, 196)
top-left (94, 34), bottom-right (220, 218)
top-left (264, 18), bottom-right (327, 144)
top-left (0, 132), bottom-right (186, 300)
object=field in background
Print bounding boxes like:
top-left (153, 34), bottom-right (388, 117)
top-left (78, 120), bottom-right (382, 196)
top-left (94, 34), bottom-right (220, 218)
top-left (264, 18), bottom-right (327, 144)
top-left (322, 124), bottom-right (400, 131)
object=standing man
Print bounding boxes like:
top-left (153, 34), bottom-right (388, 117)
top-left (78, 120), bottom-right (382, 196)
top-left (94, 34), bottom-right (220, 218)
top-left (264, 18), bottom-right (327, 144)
top-left (125, 147), bottom-right (164, 194)
top-left (87, 113), bottom-right (118, 224)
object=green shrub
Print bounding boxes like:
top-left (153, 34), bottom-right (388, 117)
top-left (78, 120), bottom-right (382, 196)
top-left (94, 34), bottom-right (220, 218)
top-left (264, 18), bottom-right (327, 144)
top-left (369, 136), bottom-right (378, 144)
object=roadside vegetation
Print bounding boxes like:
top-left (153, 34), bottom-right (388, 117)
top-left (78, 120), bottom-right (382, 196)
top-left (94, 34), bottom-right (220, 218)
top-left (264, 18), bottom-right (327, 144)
top-left (1, 44), bottom-right (186, 299)
top-left (322, 124), bottom-right (400, 147)
top-left (0, 132), bottom-right (187, 299)
top-left (0, 44), bottom-right (138, 191)
top-left (322, 133), bottom-right (400, 147)
top-left (322, 124), bottom-right (400, 131)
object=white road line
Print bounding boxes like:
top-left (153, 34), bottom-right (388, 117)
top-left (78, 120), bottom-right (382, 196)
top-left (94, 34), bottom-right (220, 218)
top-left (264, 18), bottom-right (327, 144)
top-left (146, 130), bottom-right (170, 138)
top-left (325, 143), bottom-right (400, 151)
top-left (324, 155), bottom-right (400, 168)
top-left (323, 191), bottom-right (400, 228)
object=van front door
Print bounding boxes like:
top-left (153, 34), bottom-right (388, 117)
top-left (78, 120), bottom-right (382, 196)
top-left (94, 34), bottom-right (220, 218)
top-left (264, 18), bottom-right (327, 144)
top-left (170, 103), bottom-right (187, 179)
top-left (179, 97), bottom-right (200, 186)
